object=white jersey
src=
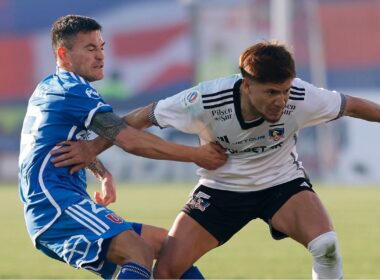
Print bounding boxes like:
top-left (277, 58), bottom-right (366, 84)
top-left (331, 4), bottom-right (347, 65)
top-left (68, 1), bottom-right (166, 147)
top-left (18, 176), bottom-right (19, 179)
top-left (153, 74), bottom-right (345, 192)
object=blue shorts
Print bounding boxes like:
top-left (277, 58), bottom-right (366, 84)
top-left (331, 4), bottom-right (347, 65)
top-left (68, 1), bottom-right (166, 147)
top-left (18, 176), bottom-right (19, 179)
top-left (36, 198), bottom-right (141, 279)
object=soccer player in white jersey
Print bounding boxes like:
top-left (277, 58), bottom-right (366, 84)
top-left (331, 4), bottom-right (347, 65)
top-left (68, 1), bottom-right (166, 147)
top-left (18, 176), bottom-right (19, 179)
top-left (18, 15), bottom-right (226, 279)
top-left (52, 40), bottom-right (380, 279)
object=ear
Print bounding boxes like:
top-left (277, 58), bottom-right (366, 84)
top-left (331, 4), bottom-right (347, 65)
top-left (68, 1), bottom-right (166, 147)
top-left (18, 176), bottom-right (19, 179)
top-left (57, 46), bottom-right (70, 65)
top-left (241, 78), bottom-right (251, 94)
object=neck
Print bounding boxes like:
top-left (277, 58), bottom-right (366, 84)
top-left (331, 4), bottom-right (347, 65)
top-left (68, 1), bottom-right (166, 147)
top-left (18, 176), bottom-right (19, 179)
top-left (239, 85), bottom-right (261, 121)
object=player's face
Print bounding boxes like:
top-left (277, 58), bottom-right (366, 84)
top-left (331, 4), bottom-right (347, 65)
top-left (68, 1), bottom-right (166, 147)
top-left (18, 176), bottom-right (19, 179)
top-left (65, 30), bottom-right (105, 82)
top-left (244, 79), bottom-right (293, 123)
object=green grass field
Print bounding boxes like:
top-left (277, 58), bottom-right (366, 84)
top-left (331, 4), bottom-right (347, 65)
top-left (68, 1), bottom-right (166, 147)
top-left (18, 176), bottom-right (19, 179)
top-left (1, 182), bottom-right (380, 279)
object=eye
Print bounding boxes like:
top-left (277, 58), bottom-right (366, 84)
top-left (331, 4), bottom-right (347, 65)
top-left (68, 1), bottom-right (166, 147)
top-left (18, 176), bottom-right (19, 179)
top-left (267, 90), bottom-right (278, 96)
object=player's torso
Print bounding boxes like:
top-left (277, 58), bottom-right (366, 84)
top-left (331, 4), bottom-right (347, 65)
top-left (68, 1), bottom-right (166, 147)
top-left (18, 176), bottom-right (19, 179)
top-left (197, 77), bottom-right (300, 159)
top-left (194, 76), bottom-right (307, 191)
top-left (18, 71), bottom-right (111, 239)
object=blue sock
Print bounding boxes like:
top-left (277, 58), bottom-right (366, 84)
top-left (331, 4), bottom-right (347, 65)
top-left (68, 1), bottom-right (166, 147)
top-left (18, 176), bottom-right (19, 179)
top-left (117, 262), bottom-right (151, 279)
top-left (180, 265), bottom-right (205, 279)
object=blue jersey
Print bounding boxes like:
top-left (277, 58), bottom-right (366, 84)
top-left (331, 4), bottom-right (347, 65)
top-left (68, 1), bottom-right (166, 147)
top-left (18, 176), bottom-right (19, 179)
top-left (18, 67), bottom-right (112, 245)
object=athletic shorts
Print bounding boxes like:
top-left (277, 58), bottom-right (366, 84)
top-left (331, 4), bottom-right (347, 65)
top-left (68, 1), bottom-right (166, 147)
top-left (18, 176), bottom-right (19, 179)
top-left (36, 198), bottom-right (142, 279)
top-left (183, 177), bottom-right (314, 245)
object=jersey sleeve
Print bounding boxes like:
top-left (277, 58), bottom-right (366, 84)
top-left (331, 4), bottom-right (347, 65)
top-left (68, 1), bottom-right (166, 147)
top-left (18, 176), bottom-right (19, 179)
top-left (154, 86), bottom-right (204, 134)
top-left (63, 84), bottom-right (113, 129)
top-left (293, 78), bottom-right (345, 128)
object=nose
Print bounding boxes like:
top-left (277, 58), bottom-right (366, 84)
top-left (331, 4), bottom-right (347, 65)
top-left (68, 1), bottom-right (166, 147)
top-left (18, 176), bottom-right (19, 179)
top-left (274, 93), bottom-right (287, 107)
top-left (96, 49), bottom-right (104, 60)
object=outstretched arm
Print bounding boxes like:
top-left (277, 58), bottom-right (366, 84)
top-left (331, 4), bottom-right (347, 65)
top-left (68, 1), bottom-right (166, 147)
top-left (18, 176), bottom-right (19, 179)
top-left (344, 95), bottom-right (380, 122)
top-left (51, 109), bottom-right (227, 172)
top-left (51, 104), bottom-right (155, 170)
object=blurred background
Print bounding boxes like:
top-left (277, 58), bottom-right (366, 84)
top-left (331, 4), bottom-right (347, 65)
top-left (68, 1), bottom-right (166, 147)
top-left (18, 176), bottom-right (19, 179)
top-left (2, 0), bottom-right (380, 185)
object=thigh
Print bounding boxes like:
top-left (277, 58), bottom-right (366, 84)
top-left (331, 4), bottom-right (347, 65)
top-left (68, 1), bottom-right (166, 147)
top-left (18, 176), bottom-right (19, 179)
top-left (37, 198), bottom-right (132, 278)
top-left (271, 190), bottom-right (334, 246)
top-left (154, 212), bottom-right (219, 278)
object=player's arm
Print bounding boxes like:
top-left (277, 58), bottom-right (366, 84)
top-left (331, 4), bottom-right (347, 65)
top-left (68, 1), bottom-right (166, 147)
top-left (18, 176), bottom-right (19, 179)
top-left (52, 111), bottom-right (227, 172)
top-left (344, 95), bottom-right (380, 122)
top-left (54, 103), bottom-right (156, 159)
top-left (50, 106), bottom-right (155, 170)
top-left (122, 103), bottom-right (156, 129)
top-left (91, 111), bottom-right (225, 165)
top-left (87, 158), bottom-right (116, 206)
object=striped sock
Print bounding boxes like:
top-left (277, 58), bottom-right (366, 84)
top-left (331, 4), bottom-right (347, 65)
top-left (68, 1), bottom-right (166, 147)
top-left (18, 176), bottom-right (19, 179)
top-left (117, 262), bottom-right (151, 279)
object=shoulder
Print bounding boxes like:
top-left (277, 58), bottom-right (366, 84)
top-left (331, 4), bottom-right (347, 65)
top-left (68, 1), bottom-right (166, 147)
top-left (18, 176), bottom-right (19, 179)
top-left (197, 74), bottom-right (241, 110)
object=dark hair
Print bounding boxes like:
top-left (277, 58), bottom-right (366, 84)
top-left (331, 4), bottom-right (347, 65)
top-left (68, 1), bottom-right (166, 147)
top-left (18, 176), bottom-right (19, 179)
top-left (51, 15), bottom-right (102, 55)
top-left (239, 40), bottom-right (296, 84)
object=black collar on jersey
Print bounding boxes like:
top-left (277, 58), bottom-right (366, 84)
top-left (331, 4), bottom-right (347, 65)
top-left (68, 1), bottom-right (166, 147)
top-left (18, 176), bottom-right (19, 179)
top-left (233, 79), bottom-right (265, 129)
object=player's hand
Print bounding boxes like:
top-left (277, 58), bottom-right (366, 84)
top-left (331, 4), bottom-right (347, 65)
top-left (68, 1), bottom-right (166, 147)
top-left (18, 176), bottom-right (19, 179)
top-left (50, 140), bottom-right (96, 174)
top-left (193, 143), bottom-right (227, 170)
top-left (94, 172), bottom-right (116, 206)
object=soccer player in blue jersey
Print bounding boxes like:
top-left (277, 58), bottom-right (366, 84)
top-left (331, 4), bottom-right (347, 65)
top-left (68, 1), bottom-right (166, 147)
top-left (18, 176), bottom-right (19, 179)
top-left (54, 40), bottom-right (380, 279)
top-left (18, 15), bottom-right (227, 279)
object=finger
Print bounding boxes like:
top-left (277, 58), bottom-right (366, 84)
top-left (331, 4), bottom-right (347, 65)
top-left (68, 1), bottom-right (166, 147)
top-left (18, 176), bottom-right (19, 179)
top-left (56, 141), bottom-right (71, 146)
top-left (210, 143), bottom-right (227, 153)
top-left (54, 158), bottom-right (77, 167)
top-left (51, 153), bottom-right (71, 163)
top-left (50, 146), bottom-right (72, 156)
top-left (94, 191), bottom-right (106, 206)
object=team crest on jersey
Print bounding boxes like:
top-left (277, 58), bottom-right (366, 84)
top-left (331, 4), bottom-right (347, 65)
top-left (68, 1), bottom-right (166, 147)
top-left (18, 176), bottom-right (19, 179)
top-left (269, 127), bottom-right (284, 141)
top-left (85, 87), bottom-right (101, 99)
top-left (188, 191), bottom-right (210, 212)
top-left (106, 213), bottom-right (124, 224)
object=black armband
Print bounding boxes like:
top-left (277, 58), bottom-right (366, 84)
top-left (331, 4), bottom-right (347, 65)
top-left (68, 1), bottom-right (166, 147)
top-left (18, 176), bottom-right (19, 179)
top-left (89, 112), bottom-right (127, 141)
top-left (148, 102), bottom-right (162, 128)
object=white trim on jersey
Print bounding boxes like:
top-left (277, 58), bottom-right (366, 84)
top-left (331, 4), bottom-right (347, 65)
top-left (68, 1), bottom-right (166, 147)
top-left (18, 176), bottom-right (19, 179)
top-left (67, 125), bottom-right (77, 140)
top-left (32, 149), bottom-right (62, 245)
top-left (65, 206), bottom-right (109, 236)
top-left (84, 102), bottom-right (110, 128)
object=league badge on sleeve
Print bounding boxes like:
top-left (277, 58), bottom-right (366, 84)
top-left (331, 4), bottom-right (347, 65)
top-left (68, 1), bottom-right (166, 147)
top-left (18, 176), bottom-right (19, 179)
top-left (181, 90), bottom-right (200, 107)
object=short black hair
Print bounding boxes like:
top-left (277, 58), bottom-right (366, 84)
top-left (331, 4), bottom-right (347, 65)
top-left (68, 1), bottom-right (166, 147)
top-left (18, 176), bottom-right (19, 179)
top-left (51, 14), bottom-right (102, 55)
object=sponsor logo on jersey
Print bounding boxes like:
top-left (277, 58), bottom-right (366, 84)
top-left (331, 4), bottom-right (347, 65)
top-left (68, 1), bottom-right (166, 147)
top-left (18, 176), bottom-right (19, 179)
top-left (226, 141), bottom-right (283, 154)
top-left (216, 135), bottom-right (230, 144)
top-left (188, 191), bottom-right (210, 212)
top-left (75, 130), bottom-right (91, 140)
top-left (212, 108), bottom-right (233, 121)
top-left (85, 87), bottom-right (101, 99)
top-left (283, 104), bottom-right (296, 115)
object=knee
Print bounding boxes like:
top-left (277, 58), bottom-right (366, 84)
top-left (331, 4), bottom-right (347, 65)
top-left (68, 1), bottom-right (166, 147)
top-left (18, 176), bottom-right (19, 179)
top-left (307, 231), bottom-right (341, 266)
top-left (108, 232), bottom-right (154, 268)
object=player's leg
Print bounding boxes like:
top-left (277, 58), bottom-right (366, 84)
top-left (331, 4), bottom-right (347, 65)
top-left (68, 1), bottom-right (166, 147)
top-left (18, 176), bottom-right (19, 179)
top-left (153, 212), bottom-right (219, 279)
top-left (107, 230), bottom-right (154, 279)
top-left (154, 184), bottom-right (254, 279)
top-left (131, 222), bottom-right (206, 279)
top-left (37, 198), bottom-right (154, 279)
top-left (270, 181), bottom-right (342, 279)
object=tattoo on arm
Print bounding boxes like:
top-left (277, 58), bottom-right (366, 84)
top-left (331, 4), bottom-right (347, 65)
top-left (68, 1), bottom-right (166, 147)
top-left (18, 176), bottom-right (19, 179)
top-left (87, 158), bottom-right (107, 180)
top-left (89, 112), bottom-right (127, 141)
